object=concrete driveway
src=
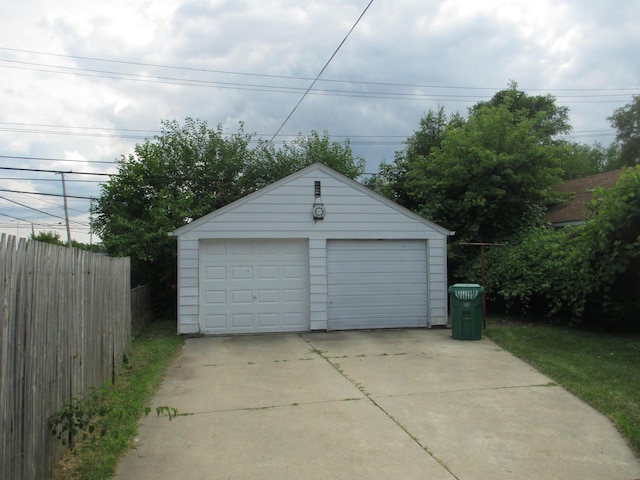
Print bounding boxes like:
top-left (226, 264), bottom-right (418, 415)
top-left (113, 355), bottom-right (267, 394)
top-left (114, 329), bottom-right (640, 480)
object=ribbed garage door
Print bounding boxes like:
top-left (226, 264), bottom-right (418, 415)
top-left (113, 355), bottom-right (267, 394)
top-left (199, 239), bottom-right (309, 334)
top-left (327, 240), bottom-right (428, 330)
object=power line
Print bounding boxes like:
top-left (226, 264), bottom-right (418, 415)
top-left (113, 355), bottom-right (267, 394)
top-left (0, 166), bottom-right (112, 176)
top-left (0, 121), bottom-right (157, 135)
top-left (0, 216), bottom-right (90, 234)
top-left (0, 187), bottom-right (94, 200)
top-left (1, 60), bottom-right (635, 105)
top-left (2, 46), bottom-right (638, 93)
top-left (0, 154), bottom-right (117, 165)
top-left (0, 194), bottom-right (88, 226)
top-left (270, 0), bottom-right (375, 142)
top-left (0, 176), bottom-right (103, 183)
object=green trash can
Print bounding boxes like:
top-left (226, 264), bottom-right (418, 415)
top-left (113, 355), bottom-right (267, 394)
top-left (448, 284), bottom-right (484, 340)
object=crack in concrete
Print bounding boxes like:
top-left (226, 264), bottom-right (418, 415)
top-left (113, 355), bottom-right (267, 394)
top-left (302, 336), bottom-right (462, 480)
top-left (174, 396), bottom-right (367, 416)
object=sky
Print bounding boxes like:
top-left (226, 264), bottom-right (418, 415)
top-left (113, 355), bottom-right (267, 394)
top-left (1, 0), bottom-right (638, 243)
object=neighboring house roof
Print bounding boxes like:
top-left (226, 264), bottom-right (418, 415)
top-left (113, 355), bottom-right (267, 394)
top-left (548, 170), bottom-right (623, 226)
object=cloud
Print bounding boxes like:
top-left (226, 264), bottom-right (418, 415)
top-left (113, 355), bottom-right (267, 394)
top-left (0, 0), bottom-right (638, 242)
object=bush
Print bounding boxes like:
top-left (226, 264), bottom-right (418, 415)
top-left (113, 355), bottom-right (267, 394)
top-left (487, 166), bottom-right (640, 329)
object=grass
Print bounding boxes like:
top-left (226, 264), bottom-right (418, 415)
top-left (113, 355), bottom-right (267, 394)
top-left (485, 318), bottom-right (640, 458)
top-left (51, 320), bottom-right (185, 480)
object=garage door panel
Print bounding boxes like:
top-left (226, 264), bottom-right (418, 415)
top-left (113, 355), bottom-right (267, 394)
top-left (258, 313), bottom-right (278, 327)
top-left (200, 239), bottom-right (309, 334)
top-left (231, 314), bottom-right (252, 328)
top-left (284, 312), bottom-right (305, 326)
top-left (327, 240), bottom-right (428, 330)
top-left (329, 293), bottom-right (427, 307)
top-left (205, 266), bottom-right (226, 280)
top-left (332, 282), bottom-right (424, 296)
top-left (337, 304), bottom-right (428, 317)
top-left (205, 314), bottom-right (225, 329)
top-left (258, 266), bottom-right (279, 279)
top-left (329, 270), bottom-right (424, 281)
top-left (258, 289), bottom-right (278, 303)
top-left (205, 290), bottom-right (226, 304)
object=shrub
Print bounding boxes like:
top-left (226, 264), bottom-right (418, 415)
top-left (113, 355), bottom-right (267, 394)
top-left (487, 166), bottom-right (640, 329)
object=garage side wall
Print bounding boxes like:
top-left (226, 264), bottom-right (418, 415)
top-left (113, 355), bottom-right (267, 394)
top-left (177, 237), bottom-right (200, 334)
top-left (427, 236), bottom-right (448, 325)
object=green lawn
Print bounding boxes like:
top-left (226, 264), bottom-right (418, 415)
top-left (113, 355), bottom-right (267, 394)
top-left (485, 319), bottom-right (640, 458)
top-left (51, 320), bottom-right (184, 480)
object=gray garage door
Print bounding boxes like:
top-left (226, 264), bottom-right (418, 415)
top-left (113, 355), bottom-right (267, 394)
top-left (199, 239), bottom-right (309, 334)
top-left (327, 240), bottom-right (428, 330)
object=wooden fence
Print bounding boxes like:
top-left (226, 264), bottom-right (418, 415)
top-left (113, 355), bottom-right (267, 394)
top-left (131, 284), bottom-right (152, 336)
top-left (0, 235), bottom-right (131, 480)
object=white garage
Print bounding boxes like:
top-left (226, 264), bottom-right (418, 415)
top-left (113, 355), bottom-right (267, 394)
top-left (171, 163), bottom-right (453, 335)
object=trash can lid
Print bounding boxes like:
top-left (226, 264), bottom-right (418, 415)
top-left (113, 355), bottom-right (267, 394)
top-left (449, 283), bottom-right (483, 289)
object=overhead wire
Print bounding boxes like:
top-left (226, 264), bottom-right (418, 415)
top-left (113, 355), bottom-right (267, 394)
top-left (0, 165), bottom-right (112, 176)
top-left (269, 0), bottom-right (375, 142)
top-left (0, 176), bottom-right (103, 183)
top-left (1, 46), bottom-right (637, 93)
top-left (0, 187), bottom-right (93, 200)
top-left (0, 194), bottom-right (88, 226)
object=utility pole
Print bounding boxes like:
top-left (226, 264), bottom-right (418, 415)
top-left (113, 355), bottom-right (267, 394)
top-left (57, 171), bottom-right (73, 248)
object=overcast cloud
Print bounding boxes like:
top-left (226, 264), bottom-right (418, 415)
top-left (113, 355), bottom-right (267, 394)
top-left (1, 0), bottom-right (638, 242)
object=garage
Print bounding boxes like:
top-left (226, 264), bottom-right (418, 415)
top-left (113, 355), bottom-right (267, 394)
top-left (171, 163), bottom-right (453, 335)
top-left (199, 239), bottom-right (309, 334)
top-left (327, 240), bottom-right (428, 330)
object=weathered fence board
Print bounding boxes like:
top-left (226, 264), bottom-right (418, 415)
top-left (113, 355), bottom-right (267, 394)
top-left (0, 235), bottom-right (131, 480)
top-left (131, 284), bottom-right (152, 336)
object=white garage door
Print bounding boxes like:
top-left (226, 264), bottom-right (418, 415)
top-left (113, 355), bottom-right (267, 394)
top-left (327, 240), bottom-right (428, 330)
top-left (199, 239), bottom-right (309, 334)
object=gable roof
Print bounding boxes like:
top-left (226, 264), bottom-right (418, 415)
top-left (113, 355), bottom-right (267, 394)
top-left (171, 162), bottom-right (454, 237)
top-left (548, 169), bottom-right (623, 226)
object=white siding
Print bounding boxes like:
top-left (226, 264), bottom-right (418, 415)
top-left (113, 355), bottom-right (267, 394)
top-left (173, 164), bottom-right (450, 333)
top-left (427, 236), bottom-right (448, 326)
top-left (309, 238), bottom-right (328, 330)
top-left (177, 238), bottom-right (199, 334)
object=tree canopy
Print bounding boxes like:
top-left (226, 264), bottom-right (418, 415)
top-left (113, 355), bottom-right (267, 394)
top-left (608, 94), bottom-right (640, 167)
top-left (371, 83), bottom-right (569, 246)
top-left (91, 118), bottom-right (365, 304)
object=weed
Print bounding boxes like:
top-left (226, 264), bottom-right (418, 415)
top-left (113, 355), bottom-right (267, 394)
top-left (154, 406), bottom-right (179, 420)
top-left (48, 386), bottom-right (114, 448)
top-left (50, 320), bottom-right (184, 480)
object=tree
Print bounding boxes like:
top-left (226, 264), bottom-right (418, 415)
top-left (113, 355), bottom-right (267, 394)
top-left (608, 95), bottom-right (640, 167)
top-left (470, 80), bottom-right (571, 140)
top-left (365, 107), bottom-right (463, 210)
top-left (554, 141), bottom-right (613, 179)
top-left (30, 231), bottom-right (66, 246)
top-left (29, 230), bottom-right (104, 252)
top-left (91, 118), bottom-right (364, 309)
top-left (407, 85), bottom-right (568, 243)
